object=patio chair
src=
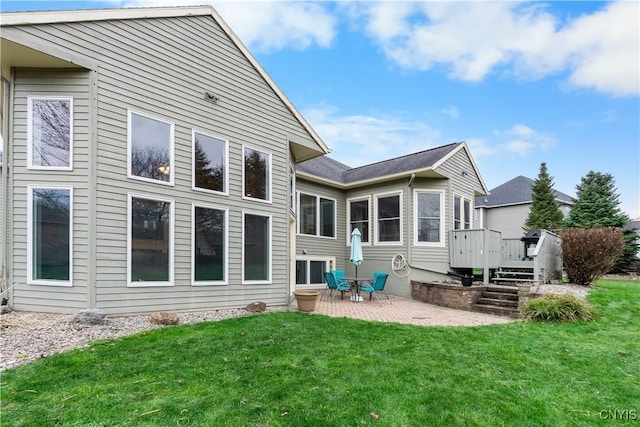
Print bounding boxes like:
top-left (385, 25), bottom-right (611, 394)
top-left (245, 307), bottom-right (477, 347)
top-left (371, 271), bottom-right (391, 300)
top-left (360, 273), bottom-right (390, 304)
top-left (322, 271), bottom-right (352, 301)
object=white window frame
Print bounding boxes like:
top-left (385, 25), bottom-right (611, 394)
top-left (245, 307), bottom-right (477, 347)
top-left (192, 130), bottom-right (229, 196)
top-left (27, 96), bottom-right (73, 171)
top-left (127, 109), bottom-right (175, 186)
top-left (374, 191), bottom-right (403, 245)
top-left (453, 194), bottom-right (473, 230)
top-left (27, 185), bottom-right (73, 286)
top-left (295, 255), bottom-right (335, 287)
top-left (346, 196), bottom-right (372, 246)
top-left (127, 193), bottom-right (175, 287)
top-left (289, 162), bottom-right (296, 214)
top-left (414, 189), bottom-right (445, 247)
top-left (191, 203), bottom-right (228, 286)
top-left (297, 191), bottom-right (336, 239)
top-left (242, 210), bottom-right (272, 284)
top-left (242, 145), bottom-right (272, 203)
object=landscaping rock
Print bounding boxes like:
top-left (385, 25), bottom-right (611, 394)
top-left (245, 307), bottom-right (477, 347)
top-left (245, 302), bottom-right (267, 313)
top-left (65, 308), bottom-right (108, 325)
top-left (149, 312), bottom-right (180, 325)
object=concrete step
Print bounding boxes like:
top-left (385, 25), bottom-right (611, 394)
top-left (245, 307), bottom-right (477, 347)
top-left (485, 285), bottom-right (519, 294)
top-left (476, 297), bottom-right (518, 308)
top-left (482, 291), bottom-right (519, 301)
top-left (471, 303), bottom-right (519, 318)
top-left (492, 277), bottom-right (535, 283)
top-left (496, 270), bottom-right (534, 277)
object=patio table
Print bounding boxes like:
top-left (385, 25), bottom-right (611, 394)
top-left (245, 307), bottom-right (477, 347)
top-left (343, 277), bottom-right (370, 302)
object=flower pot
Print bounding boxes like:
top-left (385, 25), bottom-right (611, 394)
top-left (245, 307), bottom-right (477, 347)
top-left (293, 290), bottom-right (319, 312)
top-left (462, 276), bottom-right (473, 287)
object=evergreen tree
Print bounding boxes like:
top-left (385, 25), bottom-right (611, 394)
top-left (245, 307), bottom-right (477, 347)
top-left (563, 171), bottom-right (639, 272)
top-left (523, 162), bottom-right (564, 232)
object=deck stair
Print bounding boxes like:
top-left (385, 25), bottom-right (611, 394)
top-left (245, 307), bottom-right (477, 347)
top-left (492, 267), bottom-right (535, 285)
top-left (471, 285), bottom-right (519, 317)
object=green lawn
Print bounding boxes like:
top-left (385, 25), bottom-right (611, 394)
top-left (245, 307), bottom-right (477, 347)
top-left (1, 279), bottom-right (638, 426)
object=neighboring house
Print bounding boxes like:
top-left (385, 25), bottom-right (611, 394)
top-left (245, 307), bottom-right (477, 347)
top-left (294, 142), bottom-right (490, 298)
top-left (0, 6), bottom-right (330, 314)
top-left (474, 176), bottom-right (574, 239)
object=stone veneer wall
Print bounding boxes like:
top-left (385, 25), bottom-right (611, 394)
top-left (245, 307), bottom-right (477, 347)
top-left (411, 281), bottom-right (485, 310)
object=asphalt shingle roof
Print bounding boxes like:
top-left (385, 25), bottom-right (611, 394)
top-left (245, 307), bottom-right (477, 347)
top-left (297, 142), bottom-right (461, 184)
top-left (475, 175), bottom-right (574, 207)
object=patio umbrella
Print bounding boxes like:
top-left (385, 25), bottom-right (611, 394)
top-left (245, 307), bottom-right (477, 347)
top-left (350, 228), bottom-right (363, 277)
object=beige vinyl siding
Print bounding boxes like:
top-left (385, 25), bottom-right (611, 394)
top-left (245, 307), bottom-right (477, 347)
top-left (483, 204), bottom-right (531, 239)
top-left (10, 69), bottom-right (91, 313)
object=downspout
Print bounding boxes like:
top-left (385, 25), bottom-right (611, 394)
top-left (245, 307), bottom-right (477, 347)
top-left (1, 76), bottom-right (10, 302)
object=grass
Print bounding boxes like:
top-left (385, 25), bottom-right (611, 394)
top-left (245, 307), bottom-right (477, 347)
top-left (1, 279), bottom-right (639, 426)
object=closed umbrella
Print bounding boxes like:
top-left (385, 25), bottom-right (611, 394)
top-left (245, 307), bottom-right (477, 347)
top-left (350, 228), bottom-right (363, 277)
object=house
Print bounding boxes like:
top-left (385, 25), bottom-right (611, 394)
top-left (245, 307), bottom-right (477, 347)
top-left (294, 142), bottom-right (490, 297)
top-left (474, 176), bottom-right (574, 239)
top-left (0, 6), bottom-right (330, 314)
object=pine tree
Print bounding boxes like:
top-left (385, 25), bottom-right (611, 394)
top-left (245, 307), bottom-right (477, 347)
top-left (523, 162), bottom-right (564, 232)
top-left (563, 171), bottom-right (639, 272)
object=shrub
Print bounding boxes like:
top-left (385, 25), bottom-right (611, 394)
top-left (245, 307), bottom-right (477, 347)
top-left (561, 227), bottom-right (625, 286)
top-left (520, 294), bottom-right (595, 322)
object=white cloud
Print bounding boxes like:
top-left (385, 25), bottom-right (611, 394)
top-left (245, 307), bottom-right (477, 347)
top-left (302, 105), bottom-right (442, 167)
top-left (441, 106), bottom-right (459, 120)
top-left (359, 1), bottom-right (639, 96)
top-left (500, 124), bottom-right (556, 156)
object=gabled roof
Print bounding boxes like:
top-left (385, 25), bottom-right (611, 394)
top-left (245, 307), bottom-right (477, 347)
top-left (475, 175), bottom-right (574, 208)
top-left (297, 142), bottom-right (488, 194)
top-left (0, 6), bottom-right (330, 160)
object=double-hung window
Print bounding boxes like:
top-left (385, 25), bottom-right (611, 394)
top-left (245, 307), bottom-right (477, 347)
top-left (193, 131), bottom-right (228, 195)
top-left (298, 192), bottom-right (336, 238)
top-left (128, 194), bottom-right (174, 286)
top-left (375, 193), bottom-right (402, 244)
top-left (128, 110), bottom-right (174, 185)
top-left (453, 195), bottom-right (473, 230)
top-left (28, 96), bottom-right (73, 170)
top-left (243, 212), bottom-right (271, 283)
top-left (243, 147), bottom-right (271, 202)
top-left (192, 204), bottom-right (227, 285)
top-left (415, 190), bottom-right (444, 245)
top-left (28, 186), bottom-right (73, 285)
top-left (347, 197), bottom-right (370, 244)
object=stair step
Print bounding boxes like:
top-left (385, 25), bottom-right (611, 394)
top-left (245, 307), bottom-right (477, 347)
top-left (482, 291), bottom-right (518, 301)
top-left (471, 304), bottom-right (519, 318)
top-left (485, 285), bottom-right (518, 294)
top-left (476, 297), bottom-right (519, 308)
top-left (496, 271), bottom-right (534, 276)
top-left (492, 277), bottom-right (535, 283)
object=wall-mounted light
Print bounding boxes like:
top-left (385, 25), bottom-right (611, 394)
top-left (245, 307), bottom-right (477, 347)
top-left (461, 171), bottom-right (468, 176)
top-left (204, 91), bottom-right (220, 103)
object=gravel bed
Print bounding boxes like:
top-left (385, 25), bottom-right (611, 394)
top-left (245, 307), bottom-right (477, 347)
top-left (0, 283), bottom-right (592, 371)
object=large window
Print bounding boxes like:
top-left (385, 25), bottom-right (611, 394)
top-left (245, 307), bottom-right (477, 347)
top-left (243, 147), bottom-right (271, 202)
top-left (299, 192), bottom-right (335, 238)
top-left (296, 257), bottom-right (333, 285)
top-left (128, 194), bottom-right (174, 286)
top-left (348, 198), bottom-right (370, 244)
top-left (192, 205), bottom-right (227, 285)
top-left (243, 212), bottom-right (271, 283)
top-left (453, 195), bottom-right (472, 230)
top-left (193, 131), bottom-right (227, 194)
top-left (28, 186), bottom-right (73, 285)
top-left (415, 191), bottom-right (443, 245)
top-left (375, 193), bottom-right (401, 244)
top-left (128, 110), bottom-right (174, 185)
top-left (28, 97), bottom-right (73, 170)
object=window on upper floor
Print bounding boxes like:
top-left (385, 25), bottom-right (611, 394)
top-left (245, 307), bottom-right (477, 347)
top-left (192, 204), bottom-right (227, 285)
top-left (193, 131), bottom-right (228, 195)
top-left (347, 197), bottom-right (370, 244)
top-left (454, 194), bottom-right (472, 230)
top-left (298, 192), bottom-right (336, 238)
top-left (375, 192), bottom-right (402, 244)
top-left (28, 186), bottom-right (73, 285)
top-left (243, 147), bottom-right (271, 202)
top-left (28, 96), bottom-right (73, 170)
top-left (128, 194), bottom-right (174, 286)
top-left (415, 190), bottom-right (444, 245)
top-left (128, 110), bottom-right (174, 185)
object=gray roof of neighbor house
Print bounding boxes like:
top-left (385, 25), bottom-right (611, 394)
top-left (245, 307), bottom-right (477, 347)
top-left (625, 218), bottom-right (640, 231)
top-left (475, 175), bottom-right (574, 208)
top-left (297, 142), bottom-right (462, 185)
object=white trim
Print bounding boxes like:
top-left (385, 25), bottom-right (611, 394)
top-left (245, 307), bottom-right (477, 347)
top-left (453, 193), bottom-right (473, 230)
top-left (191, 203), bottom-right (228, 286)
top-left (289, 162), bottom-right (296, 215)
top-left (27, 185), bottom-right (73, 286)
top-left (127, 193), bottom-right (174, 287)
top-left (27, 96), bottom-right (73, 171)
top-left (242, 210), bottom-right (272, 284)
top-left (295, 256), bottom-right (336, 287)
top-left (296, 191), bottom-right (337, 239)
top-left (346, 196), bottom-right (372, 246)
top-left (191, 129), bottom-right (229, 196)
top-left (414, 189), bottom-right (446, 247)
top-left (374, 191), bottom-right (403, 246)
top-left (241, 145), bottom-right (272, 204)
top-left (127, 109), bottom-right (175, 187)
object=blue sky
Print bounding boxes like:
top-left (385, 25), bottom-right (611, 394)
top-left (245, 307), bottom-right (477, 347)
top-left (3, 1), bottom-right (639, 217)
